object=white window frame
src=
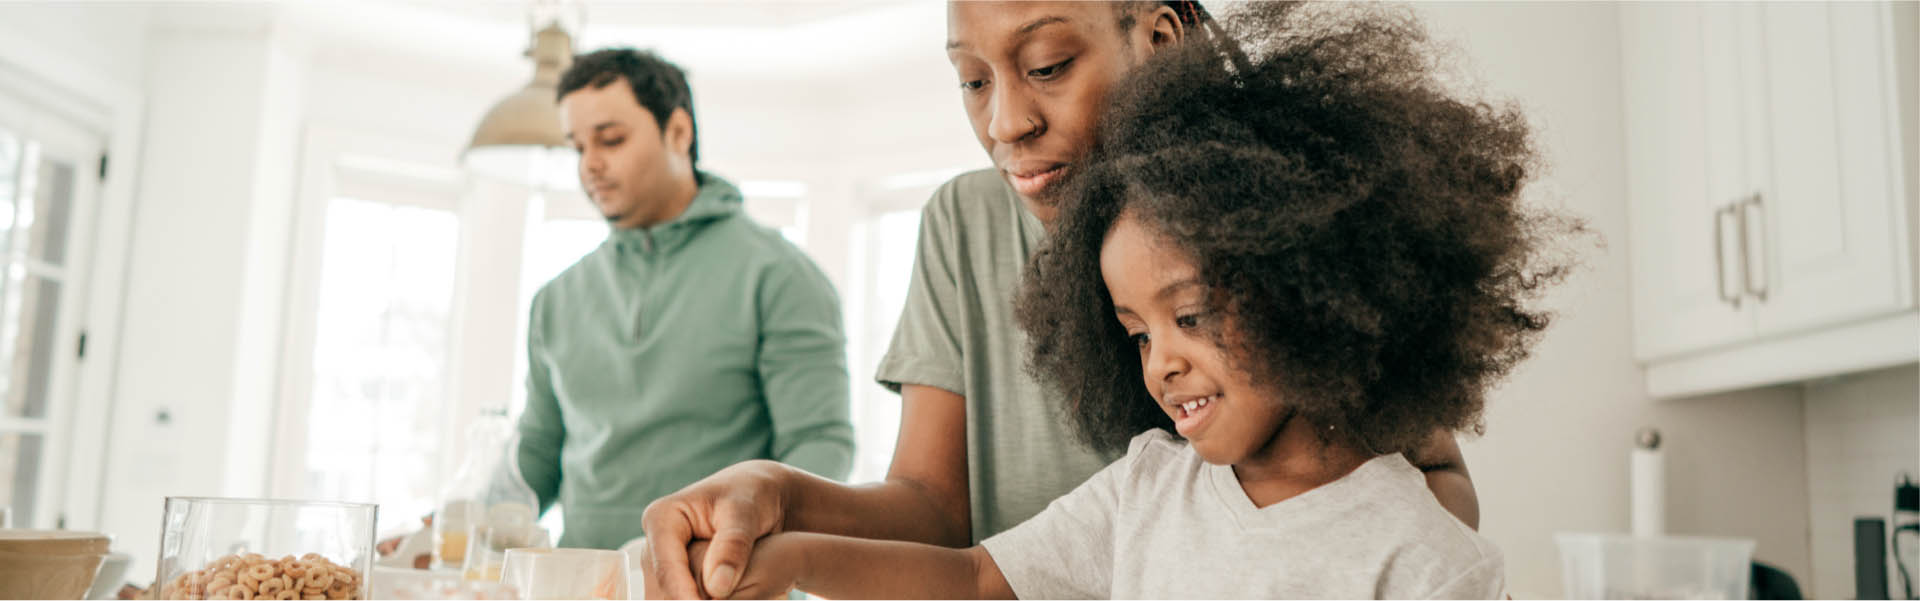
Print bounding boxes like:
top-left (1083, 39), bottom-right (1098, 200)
top-left (0, 83), bottom-right (104, 530)
top-left (272, 126), bottom-right (470, 507)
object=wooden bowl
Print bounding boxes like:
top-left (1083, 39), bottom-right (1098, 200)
top-left (0, 529), bottom-right (110, 600)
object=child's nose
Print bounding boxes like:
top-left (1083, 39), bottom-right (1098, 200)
top-left (1146, 343), bottom-right (1191, 385)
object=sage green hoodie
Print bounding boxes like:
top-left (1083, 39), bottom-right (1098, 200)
top-left (517, 172), bottom-right (853, 549)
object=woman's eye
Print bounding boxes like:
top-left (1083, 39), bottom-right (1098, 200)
top-left (1129, 332), bottom-right (1150, 348)
top-left (1175, 314), bottom-right (1201, 329)
top-left (959, 79), bottom-right (987, 92)
top-left (1028, 58), bottom-right (1073, 79)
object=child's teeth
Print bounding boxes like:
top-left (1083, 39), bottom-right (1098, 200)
top-left (1180, 397), bottom-right (1214, 414)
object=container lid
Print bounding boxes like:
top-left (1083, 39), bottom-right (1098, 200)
top-left (0, 529), bottom-right (111, 555)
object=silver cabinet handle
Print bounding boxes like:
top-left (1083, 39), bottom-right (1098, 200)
top-left (1714, 203), bottom-right (1742, 308)
top-left (1740, 192), bottom-right (1768, 301)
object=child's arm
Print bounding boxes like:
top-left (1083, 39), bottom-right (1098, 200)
top-left (713, 532), bottom-right (1016, 600)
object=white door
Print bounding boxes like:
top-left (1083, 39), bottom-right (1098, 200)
top-left (0, 87), bottom-right (102, 529)
top-left (1622, 3), bottom-right (1756, 361)
top-left (1749, 2), bottom-right (1912, 336)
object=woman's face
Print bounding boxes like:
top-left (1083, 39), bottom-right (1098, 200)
top-left (946, 1), bottom-right (1179, 223)
top-left (1100, 213), bottom-right (1292, 465)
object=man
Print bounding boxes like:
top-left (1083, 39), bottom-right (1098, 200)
top-left (517, 47), bottom-right (854, 549)
top-left (639, 3), bottom-right (1480, 598)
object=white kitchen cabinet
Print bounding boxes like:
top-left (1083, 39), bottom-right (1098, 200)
top-left (1622, 3), bottom-right (1758, 359)
top-left (1621, 2), bottom-right (1916, 398)
top-left (1748, 2), bottom-right (1911, 336)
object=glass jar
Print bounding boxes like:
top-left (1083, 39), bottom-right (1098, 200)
top-left (433, 416), bottom-right (538, 570)
top-left (155, 497), bottom-right (376, 600)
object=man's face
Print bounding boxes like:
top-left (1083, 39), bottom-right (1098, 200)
top-left (946, 1), bottom-right (1170, 222)
top-left (559, 79), bottom-right (691, 229)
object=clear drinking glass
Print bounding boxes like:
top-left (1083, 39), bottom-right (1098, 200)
top-left (461, 523), bottom-right (549, 582)
top-left (155, 497), bottom-right (377, 600)
top-left (499, 548), bottom-right (627, 600)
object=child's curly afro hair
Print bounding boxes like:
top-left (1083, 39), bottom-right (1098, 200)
top-left (1015, 2), bottom-right (1577, 457)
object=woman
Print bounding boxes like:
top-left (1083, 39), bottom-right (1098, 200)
top-left (639, 3), bottom-right (1480, 598)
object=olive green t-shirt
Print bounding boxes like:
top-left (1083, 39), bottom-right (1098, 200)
top-left (875, 169), bottom-right (1118, 543)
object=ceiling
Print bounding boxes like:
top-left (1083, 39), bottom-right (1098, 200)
top-left (284, 0), bottom-right (950, 82)
top-left (391, 1), bottom-right (887, 29)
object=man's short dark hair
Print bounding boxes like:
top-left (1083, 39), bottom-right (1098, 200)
top-left (558, 48), bottom-right (699, 164)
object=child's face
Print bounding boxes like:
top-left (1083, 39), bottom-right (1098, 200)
top-left (1101, 214), bottom-right (1291, 465)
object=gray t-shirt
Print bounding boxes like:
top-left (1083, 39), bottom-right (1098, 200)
top-left (876, 169), bottom-right (1117, 543)
top-left (981, 430), bottom-right (1505, 599)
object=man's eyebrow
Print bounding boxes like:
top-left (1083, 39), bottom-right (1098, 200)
top-left (565, 121), bottom-right (621, 143)
top-left (946, 15), bottom-right (1071, 50)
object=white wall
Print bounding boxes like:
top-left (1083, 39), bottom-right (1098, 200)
top-left (1410, 3), bottom-right (1816, 597)
top-left (1802, 364), bottom-right (1920, 598)
top-left (0, 3), bottom-right (152, 89)
top-left (96, 13), bottom-right (308, 579)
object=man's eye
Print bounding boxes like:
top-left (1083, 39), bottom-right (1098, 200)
top-left (1029, 59), bottom-right (1072, 79)
top-left (959, 79), bottom-right (987, 91)
top-left (601, 137), bottom-right (624, 146)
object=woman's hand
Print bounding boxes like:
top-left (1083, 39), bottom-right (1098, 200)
top-left (641, 460), bottom-right (791, 599)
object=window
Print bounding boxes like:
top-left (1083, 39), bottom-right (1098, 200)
top-left (844, 208), bottom-right (920, 483)
top-left (299, 198), bottom-right (459, 535)
top-left (276, 128), bottom-right (470, 536)
top-left (740, 180), bottom-right (809, 247)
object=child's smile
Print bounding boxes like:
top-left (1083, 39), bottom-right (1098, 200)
top-left (1165, 391), bottom-right (1220, 438)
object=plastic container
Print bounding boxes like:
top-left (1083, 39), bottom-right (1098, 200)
top-left (434, 416), bottom-right (538, 570)
top-left (1555, 533), bottom-right (1755, 600)
top-left (155, 497), bottom-right (377, 600)
top-left (499, 548), bottom-right (628, 600)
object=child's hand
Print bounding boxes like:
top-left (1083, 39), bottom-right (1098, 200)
top-left (688, 534), bottom-right (802, 600)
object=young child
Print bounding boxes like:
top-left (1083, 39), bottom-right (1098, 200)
top-left (695, 4), bottom-right (1568, 598)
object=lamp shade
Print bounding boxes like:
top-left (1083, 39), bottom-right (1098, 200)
top-left (464, 22), bottom-right (576, 188)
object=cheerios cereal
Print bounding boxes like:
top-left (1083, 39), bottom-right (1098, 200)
top-left (163, 553), bottom-right (363, 600)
